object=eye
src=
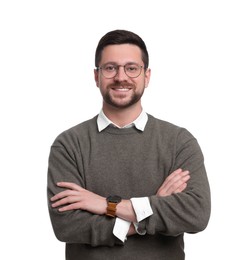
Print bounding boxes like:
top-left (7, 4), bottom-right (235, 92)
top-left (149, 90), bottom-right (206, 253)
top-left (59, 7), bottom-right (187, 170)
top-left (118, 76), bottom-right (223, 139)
top-left (103, 64), bottom-right (116, 72)
top-left (125, 64), bottom-right (139, 72)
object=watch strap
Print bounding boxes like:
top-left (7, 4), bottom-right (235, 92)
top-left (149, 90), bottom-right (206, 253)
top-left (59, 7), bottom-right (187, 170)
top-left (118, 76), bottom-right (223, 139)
top-left (106, 202), bottom-right (118, 217)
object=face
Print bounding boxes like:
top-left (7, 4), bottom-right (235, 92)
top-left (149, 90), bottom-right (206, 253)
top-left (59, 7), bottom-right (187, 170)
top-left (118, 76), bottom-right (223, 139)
top-left (94, 44), bottom-right (151, 109)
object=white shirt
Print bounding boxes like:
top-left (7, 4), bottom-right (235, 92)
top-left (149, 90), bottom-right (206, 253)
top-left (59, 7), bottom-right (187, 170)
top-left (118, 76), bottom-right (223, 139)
top-left (97, 110), bottom-right (153, 242)
top-left (97, 109), bottom-right (148, 132)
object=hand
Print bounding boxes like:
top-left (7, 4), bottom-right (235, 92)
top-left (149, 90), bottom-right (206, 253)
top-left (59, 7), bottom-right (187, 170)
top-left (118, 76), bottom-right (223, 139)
top-left (50, 182), bottom-right (107, 214)
top-left (156, 169), bottom-right (190, 196)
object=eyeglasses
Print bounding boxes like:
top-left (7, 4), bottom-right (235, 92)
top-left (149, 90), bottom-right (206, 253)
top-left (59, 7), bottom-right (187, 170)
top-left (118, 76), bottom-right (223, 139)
top-left (97, 63), bottom-right (143, 79)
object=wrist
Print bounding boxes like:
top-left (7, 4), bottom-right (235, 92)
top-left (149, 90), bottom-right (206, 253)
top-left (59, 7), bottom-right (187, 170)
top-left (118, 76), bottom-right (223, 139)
top-left (127, 223), bottom-right (137, 236)
top-left (116, 200), bottom-right (137, 223)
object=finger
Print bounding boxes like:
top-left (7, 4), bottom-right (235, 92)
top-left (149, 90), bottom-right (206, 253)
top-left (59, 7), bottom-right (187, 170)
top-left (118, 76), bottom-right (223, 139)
top-left (159, 169), bottom-right (186, 189)
top-left (164, 169), bottom-right (182, 184)
top-left (57, 182), bottom-right (83, 191)
top-left (50, 190), bottom-right (78, 202)
top-left (157, 173), bottom-right (190, 196)
top-left (166, 174), bottom-right (190, 195)
top-left (51, 195), bottom-right (81, 208)
top-left (166, 170), bottom-right (190, 186)
top-left (58, 202), bottom-right (82, 212)
top-left (167, 169), bottom-right (189, 182)
top-left (174, 183), bottom-right (188, 194)
top-left (159, 169), bottom-right (189, 193)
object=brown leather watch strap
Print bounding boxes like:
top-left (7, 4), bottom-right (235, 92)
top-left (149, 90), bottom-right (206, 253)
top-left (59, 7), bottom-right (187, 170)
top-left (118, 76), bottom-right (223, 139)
top-left (106, 202), bottom-right (118, 217)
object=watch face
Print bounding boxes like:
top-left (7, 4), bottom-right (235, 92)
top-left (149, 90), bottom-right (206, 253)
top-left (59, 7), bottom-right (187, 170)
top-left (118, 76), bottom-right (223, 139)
top-left (107, 195), bottom-right (122, 203)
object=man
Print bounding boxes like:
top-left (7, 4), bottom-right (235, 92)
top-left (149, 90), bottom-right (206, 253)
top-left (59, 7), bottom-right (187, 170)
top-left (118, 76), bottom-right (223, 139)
top-left (47, 29), bottom-right (211, 260)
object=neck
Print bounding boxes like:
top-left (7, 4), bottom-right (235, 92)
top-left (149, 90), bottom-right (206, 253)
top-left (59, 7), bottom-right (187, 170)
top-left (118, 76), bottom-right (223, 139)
top-left (102, 102), bottom-right (142, 127)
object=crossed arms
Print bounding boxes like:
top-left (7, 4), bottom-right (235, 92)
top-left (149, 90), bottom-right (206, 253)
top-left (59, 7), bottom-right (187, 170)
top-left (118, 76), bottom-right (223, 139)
top-left (50, 168), bottom-right (190, 236)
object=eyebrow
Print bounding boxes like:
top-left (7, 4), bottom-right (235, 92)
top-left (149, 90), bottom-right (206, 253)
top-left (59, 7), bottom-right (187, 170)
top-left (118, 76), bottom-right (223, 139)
top-left (102, 61), bottom-right (140, 66)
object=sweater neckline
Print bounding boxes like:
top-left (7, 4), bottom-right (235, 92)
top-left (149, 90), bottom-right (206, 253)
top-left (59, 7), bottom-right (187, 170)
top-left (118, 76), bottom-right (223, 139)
top-left (102, 125), bottom-right (142, 135)
top-left (100, 114), bottom-right (153, 135)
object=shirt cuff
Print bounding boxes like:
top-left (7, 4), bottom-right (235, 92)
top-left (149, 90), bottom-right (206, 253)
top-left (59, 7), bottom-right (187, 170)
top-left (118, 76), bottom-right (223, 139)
top-left (113, 217), bottom-right (131, 243)
top-left (133, 222), bottom-right (147, 235)
top-left (130, 197), bottom-right (153, 222)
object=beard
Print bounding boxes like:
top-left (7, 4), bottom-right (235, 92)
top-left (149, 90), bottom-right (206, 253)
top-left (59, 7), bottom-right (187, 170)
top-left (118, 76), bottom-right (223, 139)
top-left (101, 82), bottom-right (145, 109)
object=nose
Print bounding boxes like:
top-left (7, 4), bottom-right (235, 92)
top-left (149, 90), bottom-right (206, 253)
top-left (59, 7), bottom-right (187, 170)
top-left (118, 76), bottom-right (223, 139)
top-left (114, 66), bottom-right (128, 81)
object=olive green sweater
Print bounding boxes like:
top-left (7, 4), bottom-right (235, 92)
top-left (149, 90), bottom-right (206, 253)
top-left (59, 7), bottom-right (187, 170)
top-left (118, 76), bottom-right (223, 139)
top-left (47, 114), bottom-right (210, 260)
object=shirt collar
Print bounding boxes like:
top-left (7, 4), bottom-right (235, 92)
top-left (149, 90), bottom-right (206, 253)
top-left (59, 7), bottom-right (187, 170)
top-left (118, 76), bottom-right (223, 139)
top-left (97, 110), bottom-right (148, 132)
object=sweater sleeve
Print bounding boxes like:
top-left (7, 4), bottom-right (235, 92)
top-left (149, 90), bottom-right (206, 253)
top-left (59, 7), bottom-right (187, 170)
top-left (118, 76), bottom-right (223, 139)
top-left (141, 128), bottom-right (211, 236)
top-left (47, 135), bottom-right (123, 247)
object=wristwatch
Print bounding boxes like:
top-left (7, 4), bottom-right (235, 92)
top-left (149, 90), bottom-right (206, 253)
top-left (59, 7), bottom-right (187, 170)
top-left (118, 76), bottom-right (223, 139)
top-left (106, 195), bottom-right (122, 217)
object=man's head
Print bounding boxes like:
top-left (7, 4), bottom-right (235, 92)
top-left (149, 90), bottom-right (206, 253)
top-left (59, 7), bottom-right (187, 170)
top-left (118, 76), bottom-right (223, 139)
top-left (94, 30), bottom-right (151, 110)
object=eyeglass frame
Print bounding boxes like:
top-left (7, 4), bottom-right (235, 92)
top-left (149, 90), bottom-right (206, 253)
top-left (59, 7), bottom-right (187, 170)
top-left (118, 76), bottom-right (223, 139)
top-left (96, 62), bottom-right (144, 79)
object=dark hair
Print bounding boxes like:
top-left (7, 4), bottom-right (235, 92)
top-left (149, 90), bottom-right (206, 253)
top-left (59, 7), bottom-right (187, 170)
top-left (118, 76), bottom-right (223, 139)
top-left (95, 30), bottom-right (149, 69)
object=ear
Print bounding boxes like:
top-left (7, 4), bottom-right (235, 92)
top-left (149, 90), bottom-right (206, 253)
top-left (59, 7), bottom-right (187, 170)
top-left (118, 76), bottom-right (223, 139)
top-left (94, 69), bottom-right (100, 88)
top-left (144, 68), bottom-right (151, 88)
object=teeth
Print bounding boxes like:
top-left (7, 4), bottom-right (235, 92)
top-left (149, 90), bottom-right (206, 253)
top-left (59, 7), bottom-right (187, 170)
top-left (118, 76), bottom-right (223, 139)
top-left (114, 88), bottom-right (129, 91)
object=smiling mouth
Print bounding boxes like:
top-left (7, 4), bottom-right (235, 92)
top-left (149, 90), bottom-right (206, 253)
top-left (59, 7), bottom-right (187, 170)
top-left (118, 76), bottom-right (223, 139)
top-left (112, 87), bottom-right (131, 92)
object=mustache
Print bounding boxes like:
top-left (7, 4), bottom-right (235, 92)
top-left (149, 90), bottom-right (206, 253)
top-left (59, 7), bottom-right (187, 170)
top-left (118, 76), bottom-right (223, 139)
top-left (108, 82), bottom-right (134, 88)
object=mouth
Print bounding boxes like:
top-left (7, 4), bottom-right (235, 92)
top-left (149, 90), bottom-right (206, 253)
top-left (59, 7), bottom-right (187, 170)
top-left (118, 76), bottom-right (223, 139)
top-left (111, 86), bottom-right (132, 92)
top-left (110, 83), bottom-right (133, 91)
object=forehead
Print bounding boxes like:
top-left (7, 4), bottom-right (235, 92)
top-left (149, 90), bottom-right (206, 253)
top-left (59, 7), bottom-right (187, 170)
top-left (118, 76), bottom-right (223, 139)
top-left (100, 44), bottom-right (143, 65)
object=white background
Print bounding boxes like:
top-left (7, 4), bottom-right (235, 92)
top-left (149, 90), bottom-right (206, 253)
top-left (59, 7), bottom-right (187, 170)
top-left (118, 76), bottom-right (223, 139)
top-left (1, 0), bottom-right (246, 259)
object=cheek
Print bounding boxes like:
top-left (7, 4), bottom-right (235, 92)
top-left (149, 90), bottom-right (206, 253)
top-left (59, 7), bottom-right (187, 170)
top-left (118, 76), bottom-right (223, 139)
top-left (98, 79), bottom-right (110, 91)
top-left (138, 78), bottom-right (147, 89)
